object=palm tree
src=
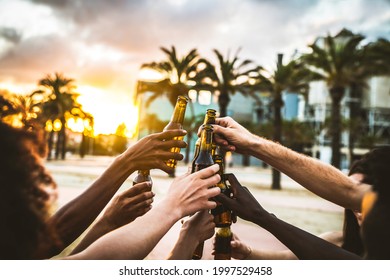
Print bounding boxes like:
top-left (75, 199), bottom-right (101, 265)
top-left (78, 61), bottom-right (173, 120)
top-left (301, 28), bottom-right (366, 169)
top-left (79, 112), bottom-right (94, 158)
top-left (344, 36), bottom-right (390, 164)
top-left (252, 53), bottom-right (312, 190)
top-left (0, 91), bottom-right (43, 129)
top-left (36, 72), bottom-right (86, 160)
top-left (136, 46), bottom-right (200, 107)
top-left (194, 48), bottom-right (260, 117)
top-left (136, 46), bottom-right (203, 173)
top-left (183, 113), bottom-right (205, 164)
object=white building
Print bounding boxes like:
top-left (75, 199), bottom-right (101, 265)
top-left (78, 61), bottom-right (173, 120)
top-left (305, 76), bottom-right (390, 169)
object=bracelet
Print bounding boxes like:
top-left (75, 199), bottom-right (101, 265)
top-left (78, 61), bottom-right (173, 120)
top-left (242, 246), bottom-right (252, 260)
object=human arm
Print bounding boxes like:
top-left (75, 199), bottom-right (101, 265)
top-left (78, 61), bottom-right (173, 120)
top-left (167, 210), bottom-right (215, 260)
top-left (212, 117), bottom-right (370, 210)
top-left (215, 174), bottom-right (361, 260)
top-left (218, 233), bottom-right (298, 260)
top-left (70, 182), bottom-right (154, 254)
top-left (65, 164), bottom-right (221, 260)
top-left (47, 130), bottom-right (187, 257)
top-left (226, 231), bottom-right (341, 260)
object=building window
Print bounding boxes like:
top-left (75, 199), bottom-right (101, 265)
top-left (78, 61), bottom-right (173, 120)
top-left (198, 90), bottom-right (211, 105)
top-left (188, 90), bottom-right (197, 102)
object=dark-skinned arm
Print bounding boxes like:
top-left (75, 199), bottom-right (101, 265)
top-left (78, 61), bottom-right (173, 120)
top-left (70, 181), bottom-right (155, 254)
top-left (215, 174), bottom-right (361, 260)
top-left (44, 129), bottom-right (187, 257)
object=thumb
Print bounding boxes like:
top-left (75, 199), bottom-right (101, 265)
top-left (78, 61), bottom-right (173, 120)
top-left (214, 193), bottom-right (235, 210)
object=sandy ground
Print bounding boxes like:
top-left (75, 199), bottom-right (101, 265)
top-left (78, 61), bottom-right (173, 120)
top-left (45, 155), bottom-right (343, 260)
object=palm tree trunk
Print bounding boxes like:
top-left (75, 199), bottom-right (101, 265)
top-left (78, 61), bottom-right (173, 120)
top-left (47, 130), bottom-right (54, 161)
top-left (330, 87), bottom-right (345, 169)
top-left (80, 133), bottom-right (87, 158)
top-left (185, 132), bottom-right (192, 164)
top-left (242, 154), bottom-right (250, 166)
top-left (55, 131), bottom-right (61, 160)
top-left (61, 126), bottom-right (66, 160)
top-left (218, 92), bottom-right (230, 117)
top-left (271, 93), bottom-right (283, 190)
top-left (348, 82), bottom-right (362, 167)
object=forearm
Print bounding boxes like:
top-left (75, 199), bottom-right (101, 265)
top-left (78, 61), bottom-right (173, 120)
top-left (255, 215), bottom-right (361, 260)
top-left (249, 137), bottom-right (368, 210)
top-left (69, 218), bottom-right (114, 255)
top-left (49, 155), bottom-right (136, 253)
top-left (66, 200), bottom-right (179, 260)
top-left (249, 249), bottom-right (297, 260)
top-left (167, 229), bottom-right (199, 260)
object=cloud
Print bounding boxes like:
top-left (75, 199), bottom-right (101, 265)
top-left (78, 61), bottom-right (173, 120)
top-left (3, 0), bottom-right (390, 87)
top-left (0, 27), bottom-right (22, 44)
top-left (0, 35), bottom-right (77, 83)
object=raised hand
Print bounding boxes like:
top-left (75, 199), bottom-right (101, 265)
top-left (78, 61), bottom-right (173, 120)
top-left (168, 210), bottom-right (215, 259)
top-left (121, 129), bottom-right (187, 174)
top-left (102, 182), bottom-right (154, 228)
top-left (70, 182), bottom-right (154, 254)
top-left (215, 173), bottom-right (268, 224)
top-left (212, 117), bottom-right (259, 155)
top-left (212, 233), bottom-right (252, 260)
top-left (164, 164), bottom-right (221, 218)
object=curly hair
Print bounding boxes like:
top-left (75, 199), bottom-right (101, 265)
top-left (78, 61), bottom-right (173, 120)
top-left (0, 121), bottom-right (58, 259)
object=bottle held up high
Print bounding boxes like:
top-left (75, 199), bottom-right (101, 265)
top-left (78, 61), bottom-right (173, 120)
top-left (192, 124), bottom-right (215, 260)
top-left (163, 95), bottom-right (189, 169)
top-left (191, 109), bottom-right (217, 173)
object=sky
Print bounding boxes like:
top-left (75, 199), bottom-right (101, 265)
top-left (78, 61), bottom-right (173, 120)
top-left (0, 0), bottom-right (389, 136)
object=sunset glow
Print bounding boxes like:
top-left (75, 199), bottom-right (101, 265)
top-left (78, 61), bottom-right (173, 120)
top-left (76, 85), bottom-right (139, 138)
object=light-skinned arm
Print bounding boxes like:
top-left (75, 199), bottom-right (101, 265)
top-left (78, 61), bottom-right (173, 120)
top-left (212, 117), bottom-right (370, 210)
top-left (47, 129), bottom-right (187, 257)
top-left (70, 182), bottom-right (155, 254)
top-left (167, 210), bottom-right (215, 260)
top-left (65, 164), bottom-right (221, 260)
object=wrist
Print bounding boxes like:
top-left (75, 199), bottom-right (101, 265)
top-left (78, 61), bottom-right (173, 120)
top-left (179, 226), bottom-right (200, 247)
top-left (92, 216), bottom-right (115, 236)
top-left (253, 211), bottom-right (277, 228)
top-left (115, 152), bottom-right (136, 175)
top-left (248, 136), bottom-right (271, 160)
top-left (242, 246), bottom-right (252, 260)
top-left (158, 199), bottom-right (182, 224)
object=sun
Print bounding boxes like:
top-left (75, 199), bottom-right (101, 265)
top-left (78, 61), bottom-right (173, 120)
top-left (72, 85), bottom-right (139, 138)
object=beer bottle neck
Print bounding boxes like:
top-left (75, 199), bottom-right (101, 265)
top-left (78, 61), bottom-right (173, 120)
top-left (199, 128), bottom-right (212, 153)
top-left (139, 170), bottom-right (150, 176)
top-left (170, 99), bottom-right (187, 124)
top-left (203, 109), bottom-right (216, 125)
top-left (195, 125), bottom-right (214, 167)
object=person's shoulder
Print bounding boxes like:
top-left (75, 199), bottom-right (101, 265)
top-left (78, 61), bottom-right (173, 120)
top-left (318, 231), bottom-right (343, 247)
